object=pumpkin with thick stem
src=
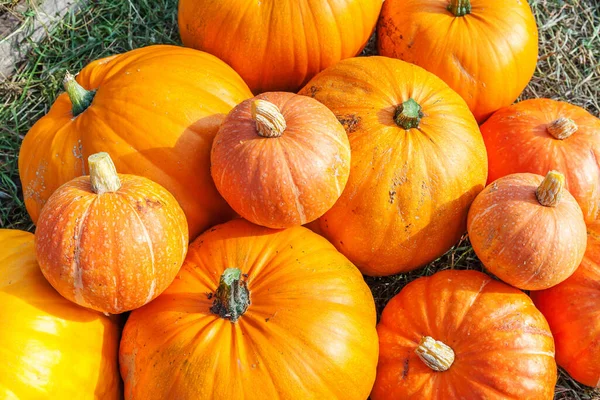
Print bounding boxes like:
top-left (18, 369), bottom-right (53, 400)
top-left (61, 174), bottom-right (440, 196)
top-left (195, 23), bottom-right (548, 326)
top-left (377, 0), bottom-right (538, 123)
top-left (19, 45), bottom-right (253, 239)
top-left (531, 220), bottom-right (600, 388)
top-left (299, 56), bottom-right (487, 276)
top-left (0, 229), bottom-right (121, 399)
top-left (468, 171), bottom-right (587, 290)
top-left (372, 269), bottom-right (557, 399)
top-left (178, 0), bottom-right (383, 94)
top-left (35, 152), bottom-right (188, 314)
top-left (211, 92), bottom-right (351, 229)
top-left (120, 219), bottom-right (378, 400)
top-left (481, 98), bottom-right (600, 223)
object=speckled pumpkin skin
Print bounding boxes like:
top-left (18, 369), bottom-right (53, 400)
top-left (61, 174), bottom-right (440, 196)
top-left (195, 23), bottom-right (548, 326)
top-left (211, 92), bottom-right (351, 228)
top-left (35, 173), bottom-right (189, 314)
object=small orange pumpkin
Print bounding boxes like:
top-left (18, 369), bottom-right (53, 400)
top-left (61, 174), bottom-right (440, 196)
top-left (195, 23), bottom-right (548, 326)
top-left (120, 219), bottom-right (378, 399)
top-left (373, 269), bottom-right (557, 399)
top-left (468, 171), bottom-right (587, 290)
top-left (0, 229), bottom-right (121, 398)
top-left (481, 98), bottom-right (600, 223)
top-left (35, 152), bottom-right (188, 314)
top-left (299, 56), bottom-right (487, 276)
top-left (211, 92), bottom-right (351, 228)
top-left (378, 0), bottom-right (539, 122)
top-left (531, 220), bottom-right (600, 388)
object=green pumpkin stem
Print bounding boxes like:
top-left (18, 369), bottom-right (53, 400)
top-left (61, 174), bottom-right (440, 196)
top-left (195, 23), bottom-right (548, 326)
top-left (88, 152), bottom-right (121, 194)
top-left (394, 98), bottom-right (424, 130)
top-left (63, 71), bottom-right (96, 117)
top-left (210, 268), bottom-right (250, 322)
top-left (448, 0), bottom-right (471, 16)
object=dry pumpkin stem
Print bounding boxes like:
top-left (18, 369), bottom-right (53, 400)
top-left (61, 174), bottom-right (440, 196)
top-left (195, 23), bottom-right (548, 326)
top-left (63, 71), bottom-right (96, 117)
top-left (394, 98), bottom-right (423, 130)
top-left (251, 99), bottom-right (287, 138)
top-left (535, 170), bottom-right (565, 207)
top-left (88, 152), bottom-right (122, 194)
top-left (447, 0), bottom-right (471, 17)
top-left (547, 117), bottom-right (578, 140)
top-left (210, 267), bottom-right (250, 322)
top-left (415, 336), bottom-right (455, 372)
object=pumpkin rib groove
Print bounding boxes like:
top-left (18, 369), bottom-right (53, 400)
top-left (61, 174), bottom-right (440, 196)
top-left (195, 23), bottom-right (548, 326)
top-left (71, 195), bottom-right (95, 305)
top-left (277, 141), bottom-right (307, 224)
top-left (446, 278), bottom-right (491, 339)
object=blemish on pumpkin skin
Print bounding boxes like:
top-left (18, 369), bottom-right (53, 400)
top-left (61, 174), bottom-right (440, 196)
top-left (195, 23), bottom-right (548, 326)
top-left (402, 358), bottom-right (409, 379)
top-left (337, 114), bottom-right (362, 133)
top-left (135, 199), bottom-right (163, 212)
top-left (306, 85), bottom-right (320, 98)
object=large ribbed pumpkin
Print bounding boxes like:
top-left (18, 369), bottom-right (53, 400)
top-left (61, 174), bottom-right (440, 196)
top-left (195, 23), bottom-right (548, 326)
top-left (19, 45), bottom-right (253, 239)
top-left (378, 0), bottom-right (538, 122)
top-left (35, 153), bottom-right (188, 314)
top-left (481, 98), bottom-right (600, 223)
top-left (299, 56), bottom-right (487, 276)
top-left (468, 171), bottom-right (587, 290)
top-left (120, 219), bottom-right (378, 399)
top-left (372, 269), bottom-right (557, 400)
top-left (531, 220), bottom-right (600, 388)
top-left (178, 0), bottom-right (383, 93)
top-left (211, 92), bottom-right (351, 228)
top-left (0, 229), bottom-right (121, 399)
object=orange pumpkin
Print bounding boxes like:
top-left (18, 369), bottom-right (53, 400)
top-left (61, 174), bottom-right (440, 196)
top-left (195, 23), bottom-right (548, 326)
top-left (378, 0), bottom-right (539, 122)
top-left (0, 229), bottom-right (121, 398)
top-left (481, 98), bottom-right (600, 223)
top-left (299, 56), bottom-right (487, 276)
top-left (120, 219), bottom-right (378, 399)
top-left (211, 92), bottom-right (351, 229)
top-left (531, 220), bottom-right (600, 388)
top-left (35, 152), bottom-right (188, 314)
top-left (468, 171), bottom-right (587, 290)
top-left (372, 269), bottom-right (557, 399)
top-left (178, 0), bottom-right (383, 93)
top-left (19, 45), bottom-right (253, 239)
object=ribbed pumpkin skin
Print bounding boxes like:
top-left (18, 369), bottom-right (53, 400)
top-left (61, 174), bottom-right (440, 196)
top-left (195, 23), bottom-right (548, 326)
top-left (373, 270), bottom-right (557, 400)
top-left (35, 173), bottom-right (189, 314)
top-left (18, 45), bottom-right (253, 239)
top-left (120, 219), bottom-right (378, 400)
top-left (468, 173), bottom-right (587, 290)
top-left (211, 92), bottom-right (351, 229)
top-left (178, 0), bottom-right (383, 93)
top-left (299, 56), bottom-right (487, 276)
top-left (481, 99), bottom-right (600, 223)
top-left (531, 220), bottom-right (600, 388)
top-left (378, 0), bottom-right (538, 123)
top-left (0, 230), bottom-right (121, 399)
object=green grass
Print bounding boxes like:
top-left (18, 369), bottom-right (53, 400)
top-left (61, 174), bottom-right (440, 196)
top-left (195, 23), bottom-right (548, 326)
top-left (0, 0), bottom-right (599, 398)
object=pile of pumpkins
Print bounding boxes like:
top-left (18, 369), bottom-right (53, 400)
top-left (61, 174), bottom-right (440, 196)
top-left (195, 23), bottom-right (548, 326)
top-left (3, 0), bottom-right (600, 398)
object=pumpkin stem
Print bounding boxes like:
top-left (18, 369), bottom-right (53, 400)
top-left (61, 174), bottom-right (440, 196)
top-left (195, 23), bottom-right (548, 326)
top-left (415, 336), bottom-right (455, 372)
top-left (394, 98), bottom-right (423, 130)
top-left (210, 268), bottom-right (250, 323)
top-left (63, 71), bottom-right (96, 117)
top-left (536, 170), bottom-right (565, 207)
top-left (251, 99), bottom-right (287, 138)
top-left (448, 0), bottom-right (471, 16)
top-left (547, 117), bottom-right (578, 140)
top-left (88, 152), bottom-right (122, 194)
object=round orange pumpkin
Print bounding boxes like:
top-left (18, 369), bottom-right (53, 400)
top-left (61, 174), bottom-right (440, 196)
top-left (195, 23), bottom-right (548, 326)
top-left (468, 171), bottom-right (587, 290)
top-left (19, 45), bottom-right (253, 239)
top-left (298, 56), bottom-right (487, 276)
top-left (0, 229), bottom-right (121, 398)
top-left (372, 269), bottom-right (557, 399)
top-left (531, 220), bottom-right (600, 388)
top-left (35, 152), bottom-right (189, 314)
top-left (211, 92), bottom-right (351, 229)
top-left (377, 0), bottom-right (539, 123)
top-left (120, 218), bottom-right (378, 399)
top-left (178, 0), bottom-right (383, 93)
top-left (481, 98), bottom-right (600, 223)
